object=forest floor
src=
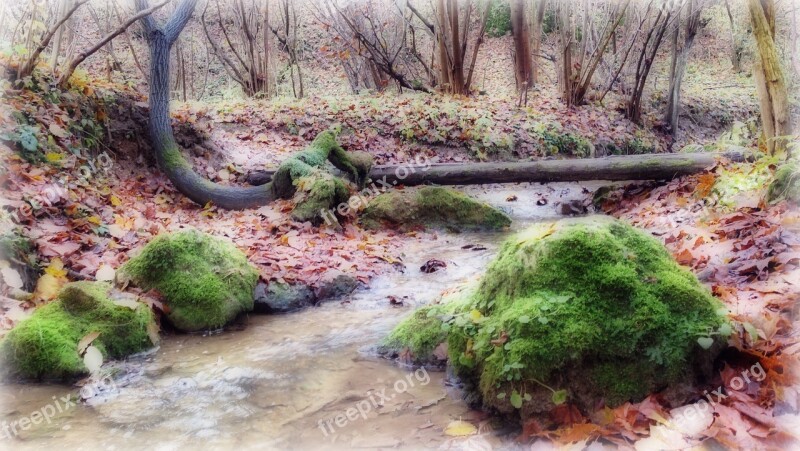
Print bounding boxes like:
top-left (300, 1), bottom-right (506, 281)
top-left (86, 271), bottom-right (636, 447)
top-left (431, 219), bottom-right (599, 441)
top-left (0, 67), bottom-right (797, 448)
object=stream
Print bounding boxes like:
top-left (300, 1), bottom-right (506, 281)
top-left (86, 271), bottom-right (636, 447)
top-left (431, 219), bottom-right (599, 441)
top-left (0, 182), bottom-right (607, 450)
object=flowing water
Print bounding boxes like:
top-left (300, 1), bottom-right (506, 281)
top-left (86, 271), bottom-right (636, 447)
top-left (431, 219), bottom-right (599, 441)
top-left (0, 182), bottom-right (605, 450)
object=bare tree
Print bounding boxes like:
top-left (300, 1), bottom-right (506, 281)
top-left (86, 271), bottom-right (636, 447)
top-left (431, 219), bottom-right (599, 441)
top-left (269, 0), bottom-right (304, 98)
top-left (16, 0), bottom-right (89, 81)
top-left (528, 0), bottom-right (547, 86)
top-left (663, 0), bottom-right (707, 139)
top-left (317, 0), bottom-right (431, 93)
top-left (56, 0), bottom-right (169, 88)
top-left (625, 0), bottom-right (674, 123)
top-left (202, 0), bottom-right (272, 97)
top-left (433, 0), bottom-right (492, 95)
top-left (554, 0), bottom-right (629, 107)
top-left (723, 0), bottom-right (744, 72)
top-left (510, 0), bottom-right (532, 103)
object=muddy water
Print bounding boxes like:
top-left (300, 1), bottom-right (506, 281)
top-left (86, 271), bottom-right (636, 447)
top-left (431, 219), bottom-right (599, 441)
top-left (0, 182), bottom-right (605, 451)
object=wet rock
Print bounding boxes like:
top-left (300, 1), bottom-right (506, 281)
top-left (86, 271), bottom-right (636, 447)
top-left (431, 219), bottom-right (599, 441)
top-left (420, 259), bottom-right (447, 273)
top-left (315, 272), bottom-right (359, 300)
top-left (556, 199), bottom-right (588, 215)
top-left (254, 281), bottom-right (316, 313)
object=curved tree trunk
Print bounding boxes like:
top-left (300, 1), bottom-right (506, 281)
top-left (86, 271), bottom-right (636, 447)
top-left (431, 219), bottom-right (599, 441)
top-left (136, 0), bottom-right (368, 214)
top-left (141, 3), bottom-right (275, 209)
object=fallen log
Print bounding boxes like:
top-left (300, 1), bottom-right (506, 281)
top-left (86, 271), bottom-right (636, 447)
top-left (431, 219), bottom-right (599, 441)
top-left (246, 150), bottom-right (750, 187)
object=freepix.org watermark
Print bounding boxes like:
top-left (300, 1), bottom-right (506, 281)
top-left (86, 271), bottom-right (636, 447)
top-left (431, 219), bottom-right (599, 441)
top-left (317, 367), bottom-right (431, 437)
top-left (669, 361), bottom-right (766, 425)
top-left (1, 374), bottom-right (118, 440)
top-left (7, 151), bottom-right (113, 223)
top-left (319, 155), bottom-right (432, 226)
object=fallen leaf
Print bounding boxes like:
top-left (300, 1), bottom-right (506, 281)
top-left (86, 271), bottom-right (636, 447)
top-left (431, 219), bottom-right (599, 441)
top-left (83, 345), bottom-right (103, 374)
top-left (95, 265), bottom-right (115, 282)
top-left (444, 420), bottom-right (477, 437)
top-left (0, 266), bottom-right (24, 289)
top-left (77, 331), bottom-right (101, 355)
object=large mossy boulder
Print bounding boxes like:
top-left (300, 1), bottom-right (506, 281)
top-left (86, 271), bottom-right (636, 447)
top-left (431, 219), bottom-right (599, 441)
top-left (119, 230), bottom-right (259, 332)
top-left (383, 216), bottom-right (728, 416)
top-left (1, 282), bottom-right (156, 380)
top-left (361, 186), bottom-right (511, 232)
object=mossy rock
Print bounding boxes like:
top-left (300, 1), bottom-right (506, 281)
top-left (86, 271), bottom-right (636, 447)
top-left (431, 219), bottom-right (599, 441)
top-left (384, 216), bottom-right (728, 416)
top-left (361, 186), bottom-right (511, 232)
top-left (1, 282), bottom-right (156, 380)
top-left (119, 230), bottom-right (259, 332)
top-left (767, 161), bottom-right (799, 204)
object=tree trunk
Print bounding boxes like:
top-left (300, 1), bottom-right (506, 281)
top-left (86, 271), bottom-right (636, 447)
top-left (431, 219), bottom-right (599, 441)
top-left (530, 0), bottom-right (547, 86)
top-left (511, 0), bottom-right (532, 96)
top-left (664, 0), bottom-right (703, 139)
top-left (723, 0), bottom-right (742, 72)
top-left (448, 0), bottom-right (466, 94)
top-left (247, 150), bottom-right (751, 187)
top-left (748, 0), bottom-right (792, 157)
top-left (49, 0), bottom-right (71, 71)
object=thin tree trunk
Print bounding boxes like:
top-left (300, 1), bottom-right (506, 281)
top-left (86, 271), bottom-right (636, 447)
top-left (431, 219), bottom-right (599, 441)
top-left (510, 0), bottom-right (532, 96)
top-left (530, 0), bottom-right (546, 86)
top-left (57, 0), bottom-right (168, 88)
top-left (16, 0), bottom-right (89, 81)
top-left (135, 0), bottom-right (275, 209)
top-left (748, 0), bottom-right (792, 157)
top-left (49, 0), bottom-right (71, 71)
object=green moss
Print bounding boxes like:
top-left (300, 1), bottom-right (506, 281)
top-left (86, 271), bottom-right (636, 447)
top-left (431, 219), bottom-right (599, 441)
top-left (119, 230), bottom-right (258, 332)
top-left (382, 306), bottom-right (449, 359)
top-left (269, 131), bottom-right (373, 223)
top-left (291, 173), bottom-right (350, 224)
top-left (362, 186), bottom-right (511, 232)
top-left (767, 161), bottom-right (799, 204)
top-left (379, 287), bottom-right (472, 364)
top-left (386, 216), bottom-right (727, 415)
top-left (713, 156), bottom-right (778, 208)
top-left (160, 143), bottom-right (191, 171)
top-left (1, 282), bottom-right (156, 380)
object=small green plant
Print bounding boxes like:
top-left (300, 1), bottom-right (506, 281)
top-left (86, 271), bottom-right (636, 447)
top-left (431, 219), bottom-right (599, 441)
top-left (531, 122), bottom-right (592, 157)
top-left (2, 124), bottom-right (43, 162)
top-left (486, 1), bottom-right (512, 37)
top-left (621, 136), bottom-right (656, 155)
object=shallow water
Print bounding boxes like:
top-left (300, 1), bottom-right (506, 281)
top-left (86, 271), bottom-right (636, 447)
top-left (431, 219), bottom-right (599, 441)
top-left (0, 182), bottom-right (606, 450)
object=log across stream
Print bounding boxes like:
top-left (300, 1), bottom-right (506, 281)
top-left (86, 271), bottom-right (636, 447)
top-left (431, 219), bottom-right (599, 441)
top-left (246, 150), bottom-right (750, 187)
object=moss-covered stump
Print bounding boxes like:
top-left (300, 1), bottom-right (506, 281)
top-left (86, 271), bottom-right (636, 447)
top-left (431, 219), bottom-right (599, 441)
top-left (361, 186), bottom-right (511, 232)
top-left (767, 161), bottom-right (799, 204)
top-left (383, 216), bottom-right (728, 416)
top-left (1, 282), bottom-right (156, 380)
top-left (119, 230), bottom-right (258, 332)
top-left (270, 131), bottom-right (373, 224)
